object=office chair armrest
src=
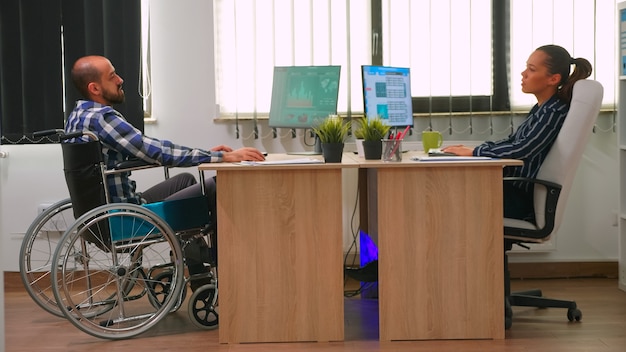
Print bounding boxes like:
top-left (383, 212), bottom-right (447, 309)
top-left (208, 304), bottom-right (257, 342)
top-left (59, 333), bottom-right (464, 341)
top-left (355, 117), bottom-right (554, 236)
top-left (503, 177), bottom-right (562, 240)
top-left (503, 177), bottom-right (562, 192)
top-left (503, 177), bottom-right (562, 214)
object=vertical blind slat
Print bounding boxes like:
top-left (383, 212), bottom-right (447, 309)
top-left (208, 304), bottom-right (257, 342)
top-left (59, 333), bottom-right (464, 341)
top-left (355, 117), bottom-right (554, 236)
top-left (213, 0), bottom-right (615, 121)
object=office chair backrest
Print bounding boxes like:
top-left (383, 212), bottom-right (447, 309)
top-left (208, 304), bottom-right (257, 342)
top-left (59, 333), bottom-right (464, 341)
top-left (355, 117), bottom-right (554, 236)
top-left (532, 79), bottom-right (603, 236)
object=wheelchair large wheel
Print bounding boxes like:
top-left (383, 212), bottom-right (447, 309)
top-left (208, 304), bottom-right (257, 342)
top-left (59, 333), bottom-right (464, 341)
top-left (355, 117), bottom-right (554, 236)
top-left (51, 203), bottom-right (185, 340)
top-left (19, 198), bottom-right (74, 317)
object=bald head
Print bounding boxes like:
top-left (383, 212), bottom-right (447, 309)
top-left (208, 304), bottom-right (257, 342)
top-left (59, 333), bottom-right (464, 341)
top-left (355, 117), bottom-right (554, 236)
top-left (71, 56), bottom-right (125, 105)
top-left (71, 56), bottom-right (107, 99)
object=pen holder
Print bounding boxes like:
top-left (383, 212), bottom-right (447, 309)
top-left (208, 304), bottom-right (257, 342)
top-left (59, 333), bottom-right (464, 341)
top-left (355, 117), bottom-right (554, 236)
top-left (382, 139), bottom-right (402, 162)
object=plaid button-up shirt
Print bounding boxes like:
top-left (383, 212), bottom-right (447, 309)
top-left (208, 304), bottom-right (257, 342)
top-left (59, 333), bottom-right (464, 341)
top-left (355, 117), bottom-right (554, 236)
top-left (65, 100), bottom-right (221, 204)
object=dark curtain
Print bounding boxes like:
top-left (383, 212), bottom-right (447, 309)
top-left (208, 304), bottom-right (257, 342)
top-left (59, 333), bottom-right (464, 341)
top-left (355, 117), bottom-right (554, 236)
top-left (0, 0), bottom-right (63, 143)
top-left (0, 0), bottom-right (143, 145)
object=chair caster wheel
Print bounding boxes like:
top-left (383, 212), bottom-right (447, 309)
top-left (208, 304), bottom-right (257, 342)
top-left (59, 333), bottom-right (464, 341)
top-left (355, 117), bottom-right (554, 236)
top-left (567, 308), bottom-right (582, 322)
top-left (505, 317), bottom-right (512, 330)
top-left (505, 297), bottom-right (512, 329)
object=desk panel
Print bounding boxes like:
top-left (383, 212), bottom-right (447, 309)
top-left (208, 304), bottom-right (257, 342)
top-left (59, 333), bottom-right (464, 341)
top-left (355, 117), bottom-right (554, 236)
top-left (376, 165), bottom-right (505, 340)
top-left (359, 155), bottom-right (520, 341)
top-left (200, 158), bottom-right (353, 343)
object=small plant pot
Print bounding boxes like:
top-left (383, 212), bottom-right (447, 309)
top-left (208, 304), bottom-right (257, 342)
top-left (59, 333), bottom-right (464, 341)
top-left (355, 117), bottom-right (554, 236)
top-left (362, 140), bottom-right (382, 160)
top-left (322, 142), bottom-right (344, 163)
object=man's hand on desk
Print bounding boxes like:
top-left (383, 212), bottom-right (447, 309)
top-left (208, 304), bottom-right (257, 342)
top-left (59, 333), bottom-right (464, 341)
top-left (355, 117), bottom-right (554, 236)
top-left (210, 145), bottom-right (234, 153)
top-left (442, 145), bottom-right (474, 156)
top-left (221, 147), bottom-right (266, 162)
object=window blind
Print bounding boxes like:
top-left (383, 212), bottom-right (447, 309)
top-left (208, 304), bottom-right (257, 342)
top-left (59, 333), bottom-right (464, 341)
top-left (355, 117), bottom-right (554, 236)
top-left (213, 0), bottom-right (616, 123)
top-left (510, 0), bottom-right (615, 109)
top-left (214, 0), bottom-right (369, 120)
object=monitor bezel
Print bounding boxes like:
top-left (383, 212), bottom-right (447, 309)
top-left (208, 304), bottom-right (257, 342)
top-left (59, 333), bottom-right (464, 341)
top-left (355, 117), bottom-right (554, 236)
top-left (361, 65), bottom-right (414, 128)
top-left (268, 65), bottom-right (342, 129)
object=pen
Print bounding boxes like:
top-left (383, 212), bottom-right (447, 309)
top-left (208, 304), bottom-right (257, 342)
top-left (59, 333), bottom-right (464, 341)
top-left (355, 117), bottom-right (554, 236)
top-left (399, 125), bottom-right (410, 140)
top-left (389, 126), bottom-right (410, 159)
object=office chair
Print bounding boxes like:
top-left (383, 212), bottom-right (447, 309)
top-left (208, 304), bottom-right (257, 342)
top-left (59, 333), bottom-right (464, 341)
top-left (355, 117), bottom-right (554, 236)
top-left (503, 79), bottom-right (603, 329)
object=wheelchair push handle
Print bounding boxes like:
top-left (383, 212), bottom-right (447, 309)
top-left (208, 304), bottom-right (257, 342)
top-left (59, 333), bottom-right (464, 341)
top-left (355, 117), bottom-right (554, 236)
top-left (32, 129), bottom-right (65, 138)
top-left (33, 129), bottom-right (159, 171)
top-left (33, 129), bottom-right (98, 141)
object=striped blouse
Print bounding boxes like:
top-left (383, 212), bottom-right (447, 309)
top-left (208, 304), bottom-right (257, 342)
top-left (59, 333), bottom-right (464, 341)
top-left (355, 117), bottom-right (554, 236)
top-left (474, 94), bottom-right (569, 190)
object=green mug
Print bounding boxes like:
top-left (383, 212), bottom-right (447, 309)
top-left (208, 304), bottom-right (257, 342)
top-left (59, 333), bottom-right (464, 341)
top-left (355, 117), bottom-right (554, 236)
top-left (422, 131), bottom-right (443, 153)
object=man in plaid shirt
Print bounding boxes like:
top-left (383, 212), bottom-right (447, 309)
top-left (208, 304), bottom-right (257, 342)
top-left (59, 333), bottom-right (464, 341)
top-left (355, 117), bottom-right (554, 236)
top-left (65, 55), bottom-right (265, 288)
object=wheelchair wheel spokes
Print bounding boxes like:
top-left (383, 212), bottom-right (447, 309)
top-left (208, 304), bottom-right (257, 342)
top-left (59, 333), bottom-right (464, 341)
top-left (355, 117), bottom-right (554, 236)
top-left (147, 268), bottom-right (186, 311)
top-left (19, 198), bottom-right (74, 317)
top-left (54, 236), bottom-right (118, 319)
top-left (51, 203), bottom-right (184, 340)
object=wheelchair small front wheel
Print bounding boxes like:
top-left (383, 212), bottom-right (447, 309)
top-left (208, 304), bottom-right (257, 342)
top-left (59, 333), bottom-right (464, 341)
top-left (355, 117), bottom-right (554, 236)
top-left (188, 283), bottom-right (219, 330)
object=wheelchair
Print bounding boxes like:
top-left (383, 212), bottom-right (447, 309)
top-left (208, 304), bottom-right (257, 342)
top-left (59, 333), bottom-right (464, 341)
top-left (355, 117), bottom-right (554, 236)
top-left (25, 129), bottom-right (218, 339)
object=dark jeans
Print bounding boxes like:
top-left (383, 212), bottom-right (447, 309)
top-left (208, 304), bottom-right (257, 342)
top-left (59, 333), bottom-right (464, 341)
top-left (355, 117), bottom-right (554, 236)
top-left (141, 172), bottom-right (217, 271)
top-left (503, 182), bottom-right (535, 222)
top-left (140, 172), bottom-right (217, 226)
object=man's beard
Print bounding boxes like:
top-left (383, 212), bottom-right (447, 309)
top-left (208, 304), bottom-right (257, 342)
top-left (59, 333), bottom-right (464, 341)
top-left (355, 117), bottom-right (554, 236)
top-left (104, 86), bottom-right (125, 104)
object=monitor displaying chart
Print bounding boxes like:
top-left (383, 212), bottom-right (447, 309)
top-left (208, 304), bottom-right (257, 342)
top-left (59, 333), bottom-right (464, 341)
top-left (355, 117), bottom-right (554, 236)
top-left (268, 65), bottom-right (341, 129)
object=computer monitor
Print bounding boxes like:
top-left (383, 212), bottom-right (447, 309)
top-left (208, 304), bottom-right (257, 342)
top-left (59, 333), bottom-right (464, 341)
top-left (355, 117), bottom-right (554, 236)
top-left (268, 65), bottom-right (341, 129)
top-left (361, 65), bottom-right (413, 127)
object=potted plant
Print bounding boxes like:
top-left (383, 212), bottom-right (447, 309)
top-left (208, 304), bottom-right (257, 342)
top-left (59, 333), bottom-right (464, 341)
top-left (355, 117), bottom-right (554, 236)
top-left (312, 115), bottom-right (350, 163)
top-left (354, 116), bottom-right (391, 160)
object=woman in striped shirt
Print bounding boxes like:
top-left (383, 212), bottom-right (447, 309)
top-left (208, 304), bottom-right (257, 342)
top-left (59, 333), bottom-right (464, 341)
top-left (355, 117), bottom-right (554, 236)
top-left (443, 45), bottom-right (592, 221)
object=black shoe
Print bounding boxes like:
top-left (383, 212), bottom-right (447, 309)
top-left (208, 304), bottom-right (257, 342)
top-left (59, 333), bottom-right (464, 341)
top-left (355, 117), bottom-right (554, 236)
top-left (185, 236), bottom-right (216, 291)
top-left (185, 236), bottom-right (213, 265)
top-left (345, 260), bottom-right (378, 282)
top-left (190, 275), bottom-right (213, 292)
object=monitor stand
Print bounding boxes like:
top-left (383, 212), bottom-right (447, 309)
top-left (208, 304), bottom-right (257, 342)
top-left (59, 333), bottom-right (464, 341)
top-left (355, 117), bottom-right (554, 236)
top-left (287, 135), bottom-right (323, 155)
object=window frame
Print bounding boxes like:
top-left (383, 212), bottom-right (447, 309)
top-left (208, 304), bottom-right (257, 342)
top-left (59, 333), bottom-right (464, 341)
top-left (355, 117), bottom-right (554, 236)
top-left (370, 0), bottom-right (508, 115)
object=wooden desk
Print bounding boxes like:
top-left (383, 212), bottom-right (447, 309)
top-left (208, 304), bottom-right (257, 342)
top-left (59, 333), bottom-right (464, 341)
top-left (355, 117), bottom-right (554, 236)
top-left (358, 152), bottom-right (522, 341)
top-left (199, 154), bottom-right (358, 344)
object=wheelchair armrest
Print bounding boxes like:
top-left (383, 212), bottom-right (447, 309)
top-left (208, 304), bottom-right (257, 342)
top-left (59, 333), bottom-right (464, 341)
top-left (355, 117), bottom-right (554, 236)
top-left (112, 159), bottom-right (196, 180)
top-left (115, 158), bottom-right (161, 171)
top-left (107, 159), bottom-right (166, 178)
